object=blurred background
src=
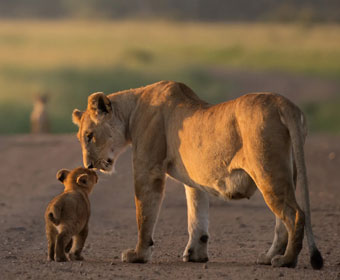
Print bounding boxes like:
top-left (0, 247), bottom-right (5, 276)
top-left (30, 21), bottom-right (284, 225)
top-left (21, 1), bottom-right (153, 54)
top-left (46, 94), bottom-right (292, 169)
top-left (0, 0), bottom-right (339, 133)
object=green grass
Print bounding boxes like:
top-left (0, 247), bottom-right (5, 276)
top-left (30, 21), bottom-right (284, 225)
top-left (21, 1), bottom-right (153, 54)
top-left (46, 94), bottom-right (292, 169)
top-left (302, 101), bottom-right (340, 133)
top-left (0, 20), bottom-right (339, 133)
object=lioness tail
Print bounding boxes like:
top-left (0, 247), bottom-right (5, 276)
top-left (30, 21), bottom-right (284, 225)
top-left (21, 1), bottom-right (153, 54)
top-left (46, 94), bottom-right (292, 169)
top-left (279, 98), bottom-right (323, 270)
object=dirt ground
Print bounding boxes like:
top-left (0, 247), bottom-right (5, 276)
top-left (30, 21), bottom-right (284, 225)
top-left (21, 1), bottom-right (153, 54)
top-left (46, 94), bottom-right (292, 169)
top-left (0, 133), bottom-right (339, 280)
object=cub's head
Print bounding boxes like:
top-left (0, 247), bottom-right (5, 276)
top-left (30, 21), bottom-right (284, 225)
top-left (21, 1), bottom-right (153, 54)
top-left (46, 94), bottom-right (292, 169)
top-left (72, 92), bottom-right (128, 173)
top-left (56, 167), bottom-right (98, 194)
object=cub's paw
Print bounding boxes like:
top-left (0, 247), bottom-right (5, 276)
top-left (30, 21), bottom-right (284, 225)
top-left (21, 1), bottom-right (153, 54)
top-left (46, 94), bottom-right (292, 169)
top-left (121, 249), bottom-right (149, 263)
top-left (256, 253), bottom-right (272, 265)
top-left (271, 255), bottom-right (297, 268)
top-left (47, 256), bottom-right (54, 262)
top-left (55, 255), bottom-right (68, 262)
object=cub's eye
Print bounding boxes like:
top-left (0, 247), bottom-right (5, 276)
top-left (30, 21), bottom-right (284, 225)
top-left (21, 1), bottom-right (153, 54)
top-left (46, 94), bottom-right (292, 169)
top-left (86, 132), bottom-right (94, 143)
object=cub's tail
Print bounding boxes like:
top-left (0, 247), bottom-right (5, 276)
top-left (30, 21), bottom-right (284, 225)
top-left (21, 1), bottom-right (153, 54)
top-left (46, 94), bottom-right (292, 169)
top-left (48, 206), bottom-right (61, 226)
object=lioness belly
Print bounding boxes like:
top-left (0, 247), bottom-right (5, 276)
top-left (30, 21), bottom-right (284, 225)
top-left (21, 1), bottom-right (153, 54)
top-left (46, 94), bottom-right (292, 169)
top-left (168, 163), bottom-right (257, 200)
top-left (215, 169), bottom-right (257, 200)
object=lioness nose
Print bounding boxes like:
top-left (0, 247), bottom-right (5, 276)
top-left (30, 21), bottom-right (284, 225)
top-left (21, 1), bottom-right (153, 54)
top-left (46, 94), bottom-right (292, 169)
top-left (87, 163), bottom-right (94, 169)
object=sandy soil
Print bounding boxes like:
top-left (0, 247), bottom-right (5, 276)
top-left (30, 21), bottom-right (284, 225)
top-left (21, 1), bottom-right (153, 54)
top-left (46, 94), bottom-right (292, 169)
top-left (0, 134), bottom-right (339, 280)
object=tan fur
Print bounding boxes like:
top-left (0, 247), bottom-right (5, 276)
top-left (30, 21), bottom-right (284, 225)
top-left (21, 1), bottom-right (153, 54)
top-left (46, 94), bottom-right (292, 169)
top-left (30, 95), bottom-right (49, 133)
top-left (45, 167), bottom-right (98, 262)
top-left (72, 81), bottom-right (323, 268)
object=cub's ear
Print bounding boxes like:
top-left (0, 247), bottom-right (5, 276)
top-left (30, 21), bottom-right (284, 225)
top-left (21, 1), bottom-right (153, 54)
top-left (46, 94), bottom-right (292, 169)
top-left (87, 92), bottom-right (112, 124)
top-left (72, 109), bottom-right (83, 127)
top-left (76, 173), bottom-right (89, 187)
top-left (56, 169), bottom-right (70, 183)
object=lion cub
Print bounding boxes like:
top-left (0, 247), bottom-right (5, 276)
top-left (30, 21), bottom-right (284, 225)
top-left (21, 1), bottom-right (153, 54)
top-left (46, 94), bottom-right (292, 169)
top-left (45, 167), bottom-right (98, 262)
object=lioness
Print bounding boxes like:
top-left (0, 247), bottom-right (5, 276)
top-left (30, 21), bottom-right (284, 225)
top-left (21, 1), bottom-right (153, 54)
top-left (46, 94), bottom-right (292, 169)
top-left (72, 81), bottom-right (323, 269)
top-left (45, 167), bottom-right (98, 262)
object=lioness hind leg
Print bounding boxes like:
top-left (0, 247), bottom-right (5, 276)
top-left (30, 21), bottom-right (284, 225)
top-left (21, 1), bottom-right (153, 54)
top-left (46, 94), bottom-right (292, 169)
top-left (121, 170), bottom-right (165, 263)
top-left (260, 181), bottom-right (305, 268)
top-left (183, 185), bottom-right (209, 263)
top-left (257, 216), bottom-right (288, 265)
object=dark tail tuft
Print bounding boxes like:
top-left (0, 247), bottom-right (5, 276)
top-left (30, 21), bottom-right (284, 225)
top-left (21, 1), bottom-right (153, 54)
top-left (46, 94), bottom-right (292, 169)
top-left (48, 212), bottom-right (59, 225)
top-left (311, 248), bottom-right (323, 270)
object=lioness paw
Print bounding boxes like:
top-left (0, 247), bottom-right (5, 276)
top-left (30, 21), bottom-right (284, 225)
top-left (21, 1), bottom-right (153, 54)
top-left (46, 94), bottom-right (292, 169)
top-left (256, 253), bottom-right (272, 265)
top-left (56, 255), bottom-right (68, 262)
top-left (183, 248), bottom-right (208, 263)
top-left (69, 253), bottom-right (84, 261)
top-left (121, 249), bottom-right (149, 263)
top-left (271, 255), bottom-right (297, 268)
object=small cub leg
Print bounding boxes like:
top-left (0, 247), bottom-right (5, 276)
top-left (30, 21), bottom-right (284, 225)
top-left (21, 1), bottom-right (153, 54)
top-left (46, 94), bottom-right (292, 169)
top-left (69, 225), bottom-right (88, 261)
top-left (55, 231), bottom-right (72, 262)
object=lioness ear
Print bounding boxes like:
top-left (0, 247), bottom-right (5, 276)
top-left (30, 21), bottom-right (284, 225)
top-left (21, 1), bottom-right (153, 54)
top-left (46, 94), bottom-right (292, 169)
top-left (56, 169), bottom-right (70, 183)
top-left (72, 109), bottom-right (83, 127)
top-left (87, 92), bottom-right (112, 124)
top-left (76, 174), bottom-right (89, 187)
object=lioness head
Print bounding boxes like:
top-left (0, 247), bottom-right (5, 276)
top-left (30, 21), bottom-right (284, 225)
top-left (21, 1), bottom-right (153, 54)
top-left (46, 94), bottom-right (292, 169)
top-left (56, 167), bottom-right (98, 194)
top-left (72, 92), bottom-right (127, 173)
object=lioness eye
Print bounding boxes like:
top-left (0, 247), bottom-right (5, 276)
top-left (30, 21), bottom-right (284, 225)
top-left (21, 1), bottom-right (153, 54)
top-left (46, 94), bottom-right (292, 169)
top-left (86, 132), bottom-right (94, 143)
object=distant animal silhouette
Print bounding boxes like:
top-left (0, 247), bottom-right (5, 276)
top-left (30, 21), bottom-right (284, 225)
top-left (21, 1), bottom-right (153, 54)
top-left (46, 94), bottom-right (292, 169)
top-left (30, 94), bottom-right (49, 133)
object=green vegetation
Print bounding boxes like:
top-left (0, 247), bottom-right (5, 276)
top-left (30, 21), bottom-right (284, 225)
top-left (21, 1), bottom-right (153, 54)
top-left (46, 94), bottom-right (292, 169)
top-left (0, 21), bottom-right (339, 133)
top-left (302, 100), bottom-right (340, 133)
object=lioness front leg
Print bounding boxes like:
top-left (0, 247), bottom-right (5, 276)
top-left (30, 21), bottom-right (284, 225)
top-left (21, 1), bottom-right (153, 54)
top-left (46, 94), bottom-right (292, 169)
top-left (122, 169), bottom-right (165, 263)
top-left (183, 185), bottom-right (209, 262)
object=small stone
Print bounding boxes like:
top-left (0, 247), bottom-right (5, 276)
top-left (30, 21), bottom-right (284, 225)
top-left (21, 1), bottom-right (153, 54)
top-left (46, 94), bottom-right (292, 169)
top-left (278, 272), bottom-right (284, 277)
top-left (110, 261), bottom-right (116, 265)
top-left (202, 263), bottom-right (208, 269)
top-left (113, 256), bottom-right (119, 259)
